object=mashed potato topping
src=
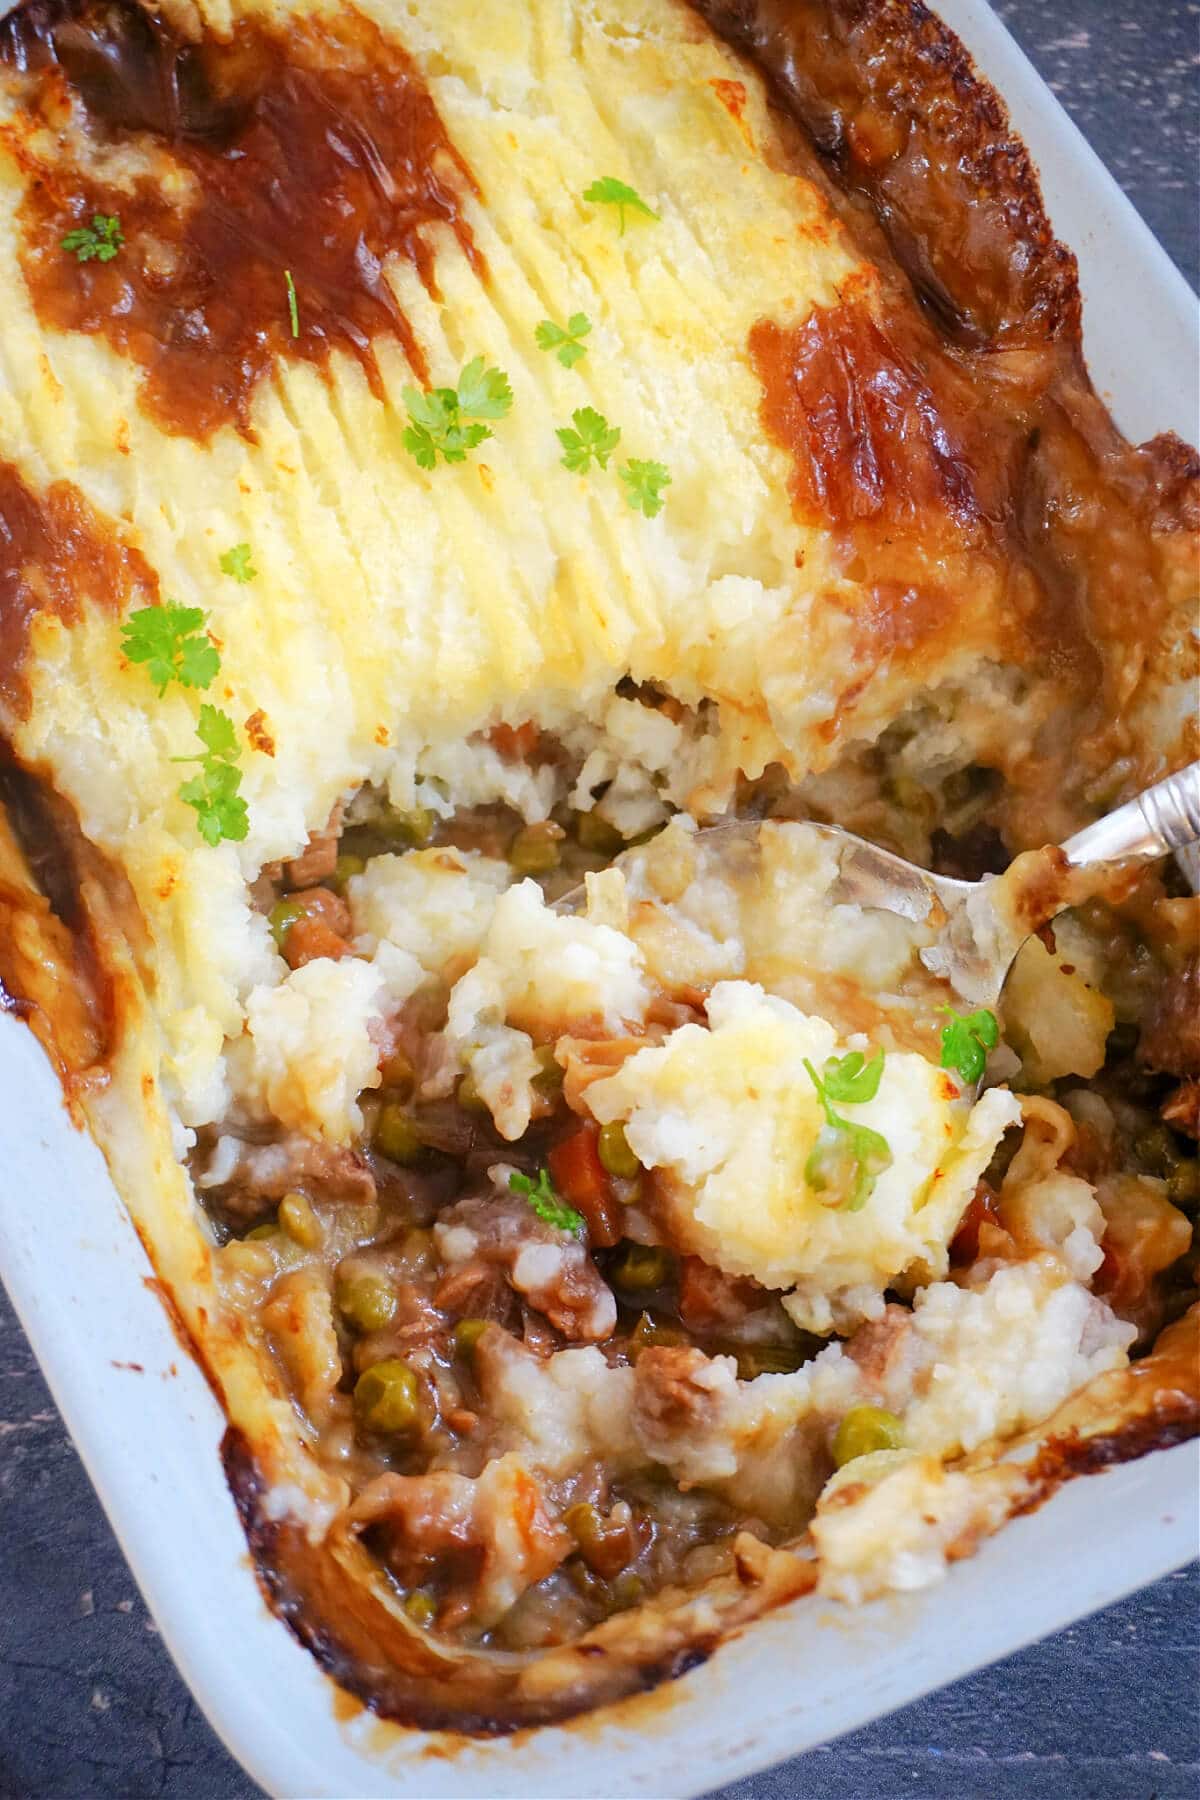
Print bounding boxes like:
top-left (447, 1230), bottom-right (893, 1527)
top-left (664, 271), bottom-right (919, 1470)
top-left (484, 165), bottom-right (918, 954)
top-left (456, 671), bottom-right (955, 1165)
top-left (585, 979), bottom-right (1022, 1329)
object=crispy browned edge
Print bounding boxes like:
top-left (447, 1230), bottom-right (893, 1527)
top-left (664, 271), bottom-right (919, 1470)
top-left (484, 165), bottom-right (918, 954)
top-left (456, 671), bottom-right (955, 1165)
top-left (0, 0), bottom-right (1197, 1742)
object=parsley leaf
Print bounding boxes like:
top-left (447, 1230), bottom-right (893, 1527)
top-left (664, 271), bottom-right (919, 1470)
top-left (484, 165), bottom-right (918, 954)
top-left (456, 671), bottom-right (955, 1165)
top-left (557, 406), bottom-right (621, 474)
top-left (535, 312), bottom-right (592, 368)
top-left (582, 176), bottom-right (659, 235)
top-left (509, 1166), bottom-right (585, 1236)
top-left (820, 1048), bottom-right (886, 1106)
top-left (620, 458), bottom-right (671, 518)
top-left (402, 358), bottom-right (514, 469)
top-left (803, 1055), bottom-right (893, 1212)
top-left (219, 543), bottom-right (257, 583)
top-left (172, 704), bottom-right (248, 846)
top-left (61, 213), bottom-right (123, 263)
top-left (939, 1006), bottom-right (1000, 1084)
top-left (121, 602), bottom-right (219, 697)
top-left (284, 268), bottom-right (299, 339)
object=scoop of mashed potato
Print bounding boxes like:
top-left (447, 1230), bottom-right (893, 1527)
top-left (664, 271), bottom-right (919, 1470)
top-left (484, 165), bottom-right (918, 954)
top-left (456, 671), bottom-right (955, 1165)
top-left (585, 980), bottom-right (1021, 1331)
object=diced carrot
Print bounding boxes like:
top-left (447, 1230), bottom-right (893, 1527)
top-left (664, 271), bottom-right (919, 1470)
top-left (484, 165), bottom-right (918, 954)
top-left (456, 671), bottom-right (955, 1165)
top-left (487, 721), bottom-right (540, 760)
top-left (549, 1127), bottom-right (622, 1247)
top-left (283, 916), bottom-right (352, 968)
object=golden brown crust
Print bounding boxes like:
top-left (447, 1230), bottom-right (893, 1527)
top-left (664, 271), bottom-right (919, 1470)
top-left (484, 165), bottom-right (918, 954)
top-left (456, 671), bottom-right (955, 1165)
top-left (222, 1425), bottom-right (820, 1732)
top-left (688, 0), bottom-right (1079, 346)
top-left (708, 0), bottom-right (1198, 831)
top-left (0, 459), bottom-right (158, 724)
top-left (1, 0), bottom-right (480, 438)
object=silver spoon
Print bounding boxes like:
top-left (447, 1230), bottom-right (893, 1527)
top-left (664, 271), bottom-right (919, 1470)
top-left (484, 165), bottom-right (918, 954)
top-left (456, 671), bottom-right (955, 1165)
top-left (564, 761), bottom-right (1200, 1013)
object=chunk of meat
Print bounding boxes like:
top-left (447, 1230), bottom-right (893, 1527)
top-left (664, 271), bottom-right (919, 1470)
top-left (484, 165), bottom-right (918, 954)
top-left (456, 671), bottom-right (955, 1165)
top-left (433, 1260), bottom-right (518, 1328)
top-left (262, 1269), bottom-right (343, 1426)
top-left (281, 887), bottom-right (354, 968)
top-left (1139, 956), bottom-right (1200, 1076)
top-left (631, 1346), bottom-right (738, 1468)
top-left (843, 1304), bottom-right (916, 1387)
top-left (196, 1131), bottom-right (376, 1219)
top-left (347, 1454), bottom-right (569, 1627)
top-left (678, 1256), bottom-right (775, 1336)
top-left (283, 801), bottom-right (345, 890)
top-left (434, 1187), bottom-right (616, 1342)
top-left (1162, 1079), bottom-right (1200, 1139)
top-left (350, 1280), bottom-right (447, 1375)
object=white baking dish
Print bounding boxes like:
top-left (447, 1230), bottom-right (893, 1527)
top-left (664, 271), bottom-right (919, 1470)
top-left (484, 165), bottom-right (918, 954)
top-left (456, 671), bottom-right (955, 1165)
top-left (1, 2), bottom-right (1196, 1795)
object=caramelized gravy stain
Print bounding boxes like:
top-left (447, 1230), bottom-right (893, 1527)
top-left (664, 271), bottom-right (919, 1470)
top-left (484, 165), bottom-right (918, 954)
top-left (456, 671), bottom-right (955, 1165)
top-left (721, 0), bottom-right (1198, 815)
top-left (749, 302), bottom-right (982, 533)
top-left (0, 0), bottom-right (480, 440)
top-left (687, 0), bottom-right (1077, 348)
top-left (0, 458), bottom-right (157, 722)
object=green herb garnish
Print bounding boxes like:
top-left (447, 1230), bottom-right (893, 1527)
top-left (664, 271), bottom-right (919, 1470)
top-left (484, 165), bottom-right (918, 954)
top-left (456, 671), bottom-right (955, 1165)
top-left (284, 269), bottom-right (299, 339)
top-left (219, 543), bottom-right (257, 584)
top-left (120, 602), bottom-right (219, 697)
top-left (582, 176), bottom-right (659, 235)
top-left (173, 704), bottom-right (249, 846)
top-left (509, 1166), bottom-right (585, 1236)
top-left (819, 1047), bottom-right (886, 1105)
top-left (402, 358), bottom-right (514, 469)
top-left (61, 213), bottom-right (123, 263)
top-left (620, 458), bottom-right (671, 518)
top-left (803, 1052), bottom-right (892, 1212)
top-left (557, 406), bottom-right (621, 474)
top-left (939, 1006), bottom-right (1000, 1084)
top-left (535, 312), bottom-right (592, 369)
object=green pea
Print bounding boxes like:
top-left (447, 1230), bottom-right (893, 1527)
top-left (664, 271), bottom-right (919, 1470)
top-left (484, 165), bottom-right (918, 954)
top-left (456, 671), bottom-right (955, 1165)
top-left (1168, 1160), bottom-right (1200, 1209)
top-left (626, 1311), bottom-right (688, 1359)
top-left (268, 897), bottom-right (305, 950)
top-left (565, 1501), bottom-right (605, 1554)
top-left (453, 1317), bottom-right (488, 1356)
top-left (608, 1570), bottom-right (643, 1612)
top-left (1135, 1126), bottom-right (1179, 1175)
top-left (611, 1242), bottom-right (671, 1292)
top-left (336, 1275), bottom-right (398, 1334)
top-left (244, 1222), bottom-right (279, 1243)
top-left (278, 1191), bottom-right (321, 1249)
top-left (598, 1120), bottom-right (640, 1179)
top-left (455, 1068), bottom-right (491, 1114)
top-left (733, 1342), bottom-right (807, 1379)
top-left (573, 810), bottom-right (625, 857)
top-left (832, 1405), bottom-right (904, 1468)
top-left (531, 1044), bottom-right (564, 1096)
top-left (354, 1358), bottom-right (420, 1434)
top-left (383, 805), bottom-right (433, 848)
top-left (329, 852), bottom-right (366, 893)
top-left (403, 1589), bottom-right (437, 1628)
top-left (372, 1102), bottom-right (425, 1165)
top-left (508, 821), bottom-right (564, 876)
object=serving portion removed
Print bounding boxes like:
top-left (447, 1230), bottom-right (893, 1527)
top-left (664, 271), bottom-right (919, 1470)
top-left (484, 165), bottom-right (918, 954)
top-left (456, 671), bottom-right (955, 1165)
top-left (0, 0), bottom-right (1197, 1734)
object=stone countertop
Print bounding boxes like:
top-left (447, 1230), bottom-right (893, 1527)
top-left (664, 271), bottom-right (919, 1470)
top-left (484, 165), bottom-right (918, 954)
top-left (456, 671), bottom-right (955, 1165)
top-left (1, 1), bottom-right (1197, 1795)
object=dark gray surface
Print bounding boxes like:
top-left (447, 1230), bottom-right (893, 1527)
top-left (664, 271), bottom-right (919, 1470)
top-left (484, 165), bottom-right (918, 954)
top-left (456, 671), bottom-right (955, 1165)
top-left (1, 3), bottom-right (1198, 1797)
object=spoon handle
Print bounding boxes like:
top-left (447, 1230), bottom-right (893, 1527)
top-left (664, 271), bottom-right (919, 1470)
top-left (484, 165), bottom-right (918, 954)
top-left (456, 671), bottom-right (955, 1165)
top-left (1061, 760), bottom-right (1200, 865)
